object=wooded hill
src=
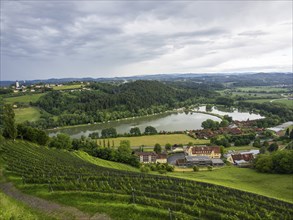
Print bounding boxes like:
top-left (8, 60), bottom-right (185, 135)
top-left (32, 80), bottom-right (218, 128)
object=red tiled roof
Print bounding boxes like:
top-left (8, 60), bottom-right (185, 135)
top-left (231, 153), bottom-right (254, 162)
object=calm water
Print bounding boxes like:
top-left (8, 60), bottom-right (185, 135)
top-left (48, 106), bottom-right (263, 138)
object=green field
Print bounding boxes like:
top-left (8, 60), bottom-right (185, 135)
top-left (236, 86), bottom-right (289, 93)
top-left (4, 93), bottom-right (45, 104)
top-left (52, 84), bottom-right (81, 90)
top-left (273, 99), bottom-right (293, 108)
top-left (244, 99), bottom-right (272, 104)
top-left (101, 134), bottom-right (208, 147)
top-left (167, 166), bottom-right (293, 203)
top-left (74, 151), bottom-right (139, 172)
top-left (244, 98), bottom-right (293, 108)
top-left (14, 107), bottom-right (41, 123)
top-left (223, 146), bottom-right (259, 153)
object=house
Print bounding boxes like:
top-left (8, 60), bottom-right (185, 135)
top-left (227, 153), bottom-right (254, 166)
top-left (156, 153), bottom-right (167, 163)
top-left (135, 152), bottom-right (167, 163)
top-left (136, 152), bottom-right (157, 163)
top-left (186, 146), bottom-right (221, 158)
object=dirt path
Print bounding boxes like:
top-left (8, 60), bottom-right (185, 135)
top-left (0, 182), bottom-right (110, 220)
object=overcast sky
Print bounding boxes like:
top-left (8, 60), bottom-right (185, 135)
top-left (1, 1), bottom-right (292, 80)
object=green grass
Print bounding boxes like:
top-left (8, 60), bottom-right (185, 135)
top-left (52, 84), bottom-right (81, 90)
top-left (167, 166), bottom-right (293, 203)
top-left (236, 86), bottom-right (289, 93)
top-left (4, 93), bottom-right (45, 104)
top-left (14, 107), bottom-right (41, 123)
top-left (243, 99), bottom-right (272, 104)
top-left (273, 99), bottom-right (293, 108)
top-left (244, 98), bottom-right (293, 108)
top-left (101, 134), bottom-right (208, 147)
top-left (0, 190), bottom-right (53, 220)
top-left (74, 151), bottom-right (139, 172)
top-left (223, 146), bottom-right (259, 153)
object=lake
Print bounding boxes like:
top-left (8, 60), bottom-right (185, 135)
top-left (48, 106), bottom-right (263, 138)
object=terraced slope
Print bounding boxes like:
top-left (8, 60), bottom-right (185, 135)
top-left (1, 140), bottom-right (292, 220)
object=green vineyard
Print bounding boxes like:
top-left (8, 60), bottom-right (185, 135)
top-left (1, 140), bottom-right (292, 220)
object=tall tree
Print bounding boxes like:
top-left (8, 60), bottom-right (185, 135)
top-left (3, 104), bottom-right (17, 140)
top-left (154, 143), bottom-right (162, 154)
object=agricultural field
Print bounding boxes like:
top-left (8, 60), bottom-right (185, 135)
top-left (244, 98), bottom-right (293, 108)
top-left (1, 140), bottom-right (292, 219)
top-left (14, 107), bottom-right (41, 123)
top-left (272, 99), bottom-right (293, 108)
top-left (4, 93), bottom-right (45, 104)
top-left (100, 134), bottom-right (208, 147)
top-left (235, 86), bottom-right (290, 93)
top-left (167, 166), bottom-right (293, 203)
top-left (52, 84), bottom-right (82, 90)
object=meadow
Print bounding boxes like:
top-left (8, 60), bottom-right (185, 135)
top-left (74, 151), bottom-right (139, 172)
top-left (235, 86), bottom-right (289, 93)
top-left (14, 107), bottom-right (41, 123)
top-left (167, 166), bottom-right (293, 203)
top-left (100, 134), bottom-right (209, 147)
top-left (4, 93), bottom-right (45, 104)
top-left (52, 84), bottom-right (82, 90)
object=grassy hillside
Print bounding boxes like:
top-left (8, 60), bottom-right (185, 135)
top-left (74, 151), bottom-right (139, 172)
top-left (101, 134), bottom-right (208, 147)
top-left (14, 107), bottom-right (41, 123)
top-left (4, 93), bottom-right (45, 104)
top-left (168, 166), bottom-right (293, 203)
top-left (1, 140), bottom-right (292, 219)
top-left (52, 84), bottom-right (82, 90)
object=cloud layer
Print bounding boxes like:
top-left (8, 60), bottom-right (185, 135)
top-left (1, 1), bottom-right (292, 80)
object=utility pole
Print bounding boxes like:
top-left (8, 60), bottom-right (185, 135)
top-left (132, 187), bottom-right (135, 204)
top-left (168, 208), bottom-right (172, 220)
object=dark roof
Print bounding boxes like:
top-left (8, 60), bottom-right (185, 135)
top-left (135, 152), bottom-right (157, 156)
top-left (231, 153), bottom-right (254, 162)
top-left (185, 156), bottom-right (211, 162)
top-left (157, 153), bottom-right (167, 159)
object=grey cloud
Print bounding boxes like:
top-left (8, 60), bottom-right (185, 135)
top-left (1, 1), bottom-right (292, 80)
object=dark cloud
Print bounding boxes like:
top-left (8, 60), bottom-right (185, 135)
top-left (1, 1), bottom-right (292, 80)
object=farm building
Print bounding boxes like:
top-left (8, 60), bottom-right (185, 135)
top-left (185, 146), bottom-right (221, 158)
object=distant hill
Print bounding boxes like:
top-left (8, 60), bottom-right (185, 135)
top-left (1, 72), bottom-right (292, 87)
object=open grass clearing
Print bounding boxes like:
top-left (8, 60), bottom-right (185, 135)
top-left (223, 145), bottom-right (259, 153)
top-left (52, 84), bottom-right (82, 90)
top-left (14, 107), bottom-right (41, 123)
top-left (273, 99), bottom-right (293, 108)
top-left (4, 93), bottom-right (45, 104)
top-left (74, 151), bottom-right (139, 172)
top-left (167, 166), bottom-right (293, 203)
top-left (99, 134), bottom-right (209, 147)
top-left (236, 86), bottom-right (289, 93)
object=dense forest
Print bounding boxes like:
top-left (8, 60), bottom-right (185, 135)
top-left (30, 80), bottom-right (219, 128)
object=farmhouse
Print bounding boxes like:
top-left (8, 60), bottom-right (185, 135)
top-left (227, 153), bottom-right (254, 166)
top-left (136, 152), bottom-right (167, 163)
top-left (185, 146), bottom-right (221, 158)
